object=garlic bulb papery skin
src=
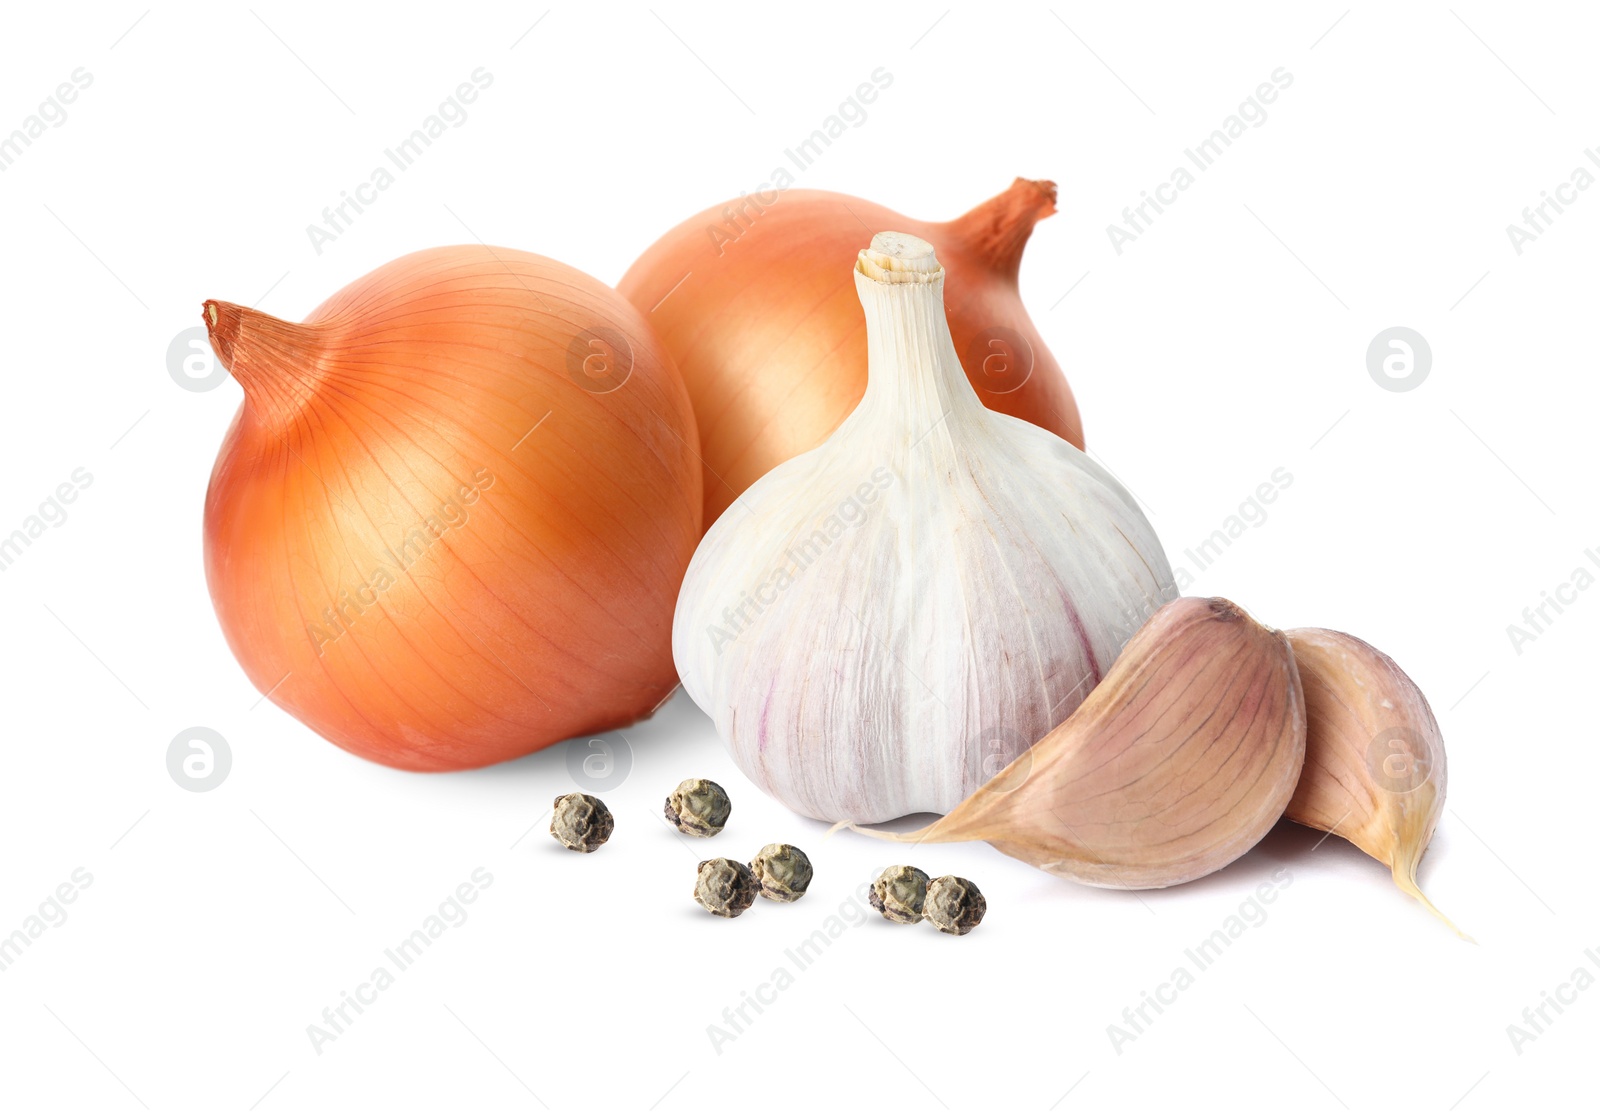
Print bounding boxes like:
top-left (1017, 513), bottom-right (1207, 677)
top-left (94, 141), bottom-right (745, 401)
top-left (673, 232), bottom-right (1176, 824)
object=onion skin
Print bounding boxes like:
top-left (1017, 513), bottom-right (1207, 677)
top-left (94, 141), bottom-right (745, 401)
top-left (619, 179), bottom-right (1084, 524)
top-left (202, 246), bottom-right (701, 771)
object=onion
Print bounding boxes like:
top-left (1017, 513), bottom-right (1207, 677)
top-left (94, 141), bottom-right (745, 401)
top-left (619, 179), bottom-right (1083, 524)
top-left (201, 246), bottom-right (702, 771)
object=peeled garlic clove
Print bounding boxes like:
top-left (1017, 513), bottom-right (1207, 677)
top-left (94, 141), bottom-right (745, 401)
top-left (672, 232), bottom-right (1175, 824)
top-left (852, 597), bottom-right (1305, 890)
top-left (1284, 628), bottom-right (1465, 937)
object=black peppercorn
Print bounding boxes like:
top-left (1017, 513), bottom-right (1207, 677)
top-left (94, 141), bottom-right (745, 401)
top-left (924, 875), bottom-right (986, 935)
top-left (665, 778), bottom-right (732, 837)
top-left (750, 843), bottom-right (813, 902)
top-left (868, 865), bottom-right (929, 924)
top-left (694, 857), bottom-right (758, 917)
top-left (549, 792), bottom-right (614, 853)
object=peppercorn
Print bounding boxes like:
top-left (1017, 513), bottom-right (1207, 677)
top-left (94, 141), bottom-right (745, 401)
top-left (924, 875), bottom-right (986, 935)
top-left (694, 857), bottom-right (758, 917)
top-left (665, 778), bottom-right (732, 837)
top-left (868, 865), bottom-right (929, 924)
top-left (549, 792), bottom-right (614, 853)
top-left (750, 843), bottom-right (813, 902)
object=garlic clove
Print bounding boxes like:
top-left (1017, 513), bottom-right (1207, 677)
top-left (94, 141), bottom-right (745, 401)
top-left (1284, 628), bottom-right (1467, 938)
top-left (851, 597), bottom-right (1306, 890)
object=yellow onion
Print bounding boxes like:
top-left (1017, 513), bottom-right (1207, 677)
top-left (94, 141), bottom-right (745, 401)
top-left (202, 245), bottom-right (701, 770)
top-left (620, 179), bottom-right (1084, 524)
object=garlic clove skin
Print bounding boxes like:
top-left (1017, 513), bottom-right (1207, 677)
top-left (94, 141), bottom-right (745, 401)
top-left (673, 232), bottom-right (1175, 824)
top-left (989, 597), bottom-right (1305, 889)
top-left (1284, 628), bottom-right (1466, 937)
top-left (852, 597), bottom-right (1307, 890)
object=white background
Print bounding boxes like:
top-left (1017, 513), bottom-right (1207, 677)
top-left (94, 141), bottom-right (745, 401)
top-left (1, 2), bottom-right (1594, 1116)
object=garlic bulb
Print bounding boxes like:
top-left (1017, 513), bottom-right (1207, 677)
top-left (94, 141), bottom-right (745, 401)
top-left (673, 232), bottom-right (1175, 823)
